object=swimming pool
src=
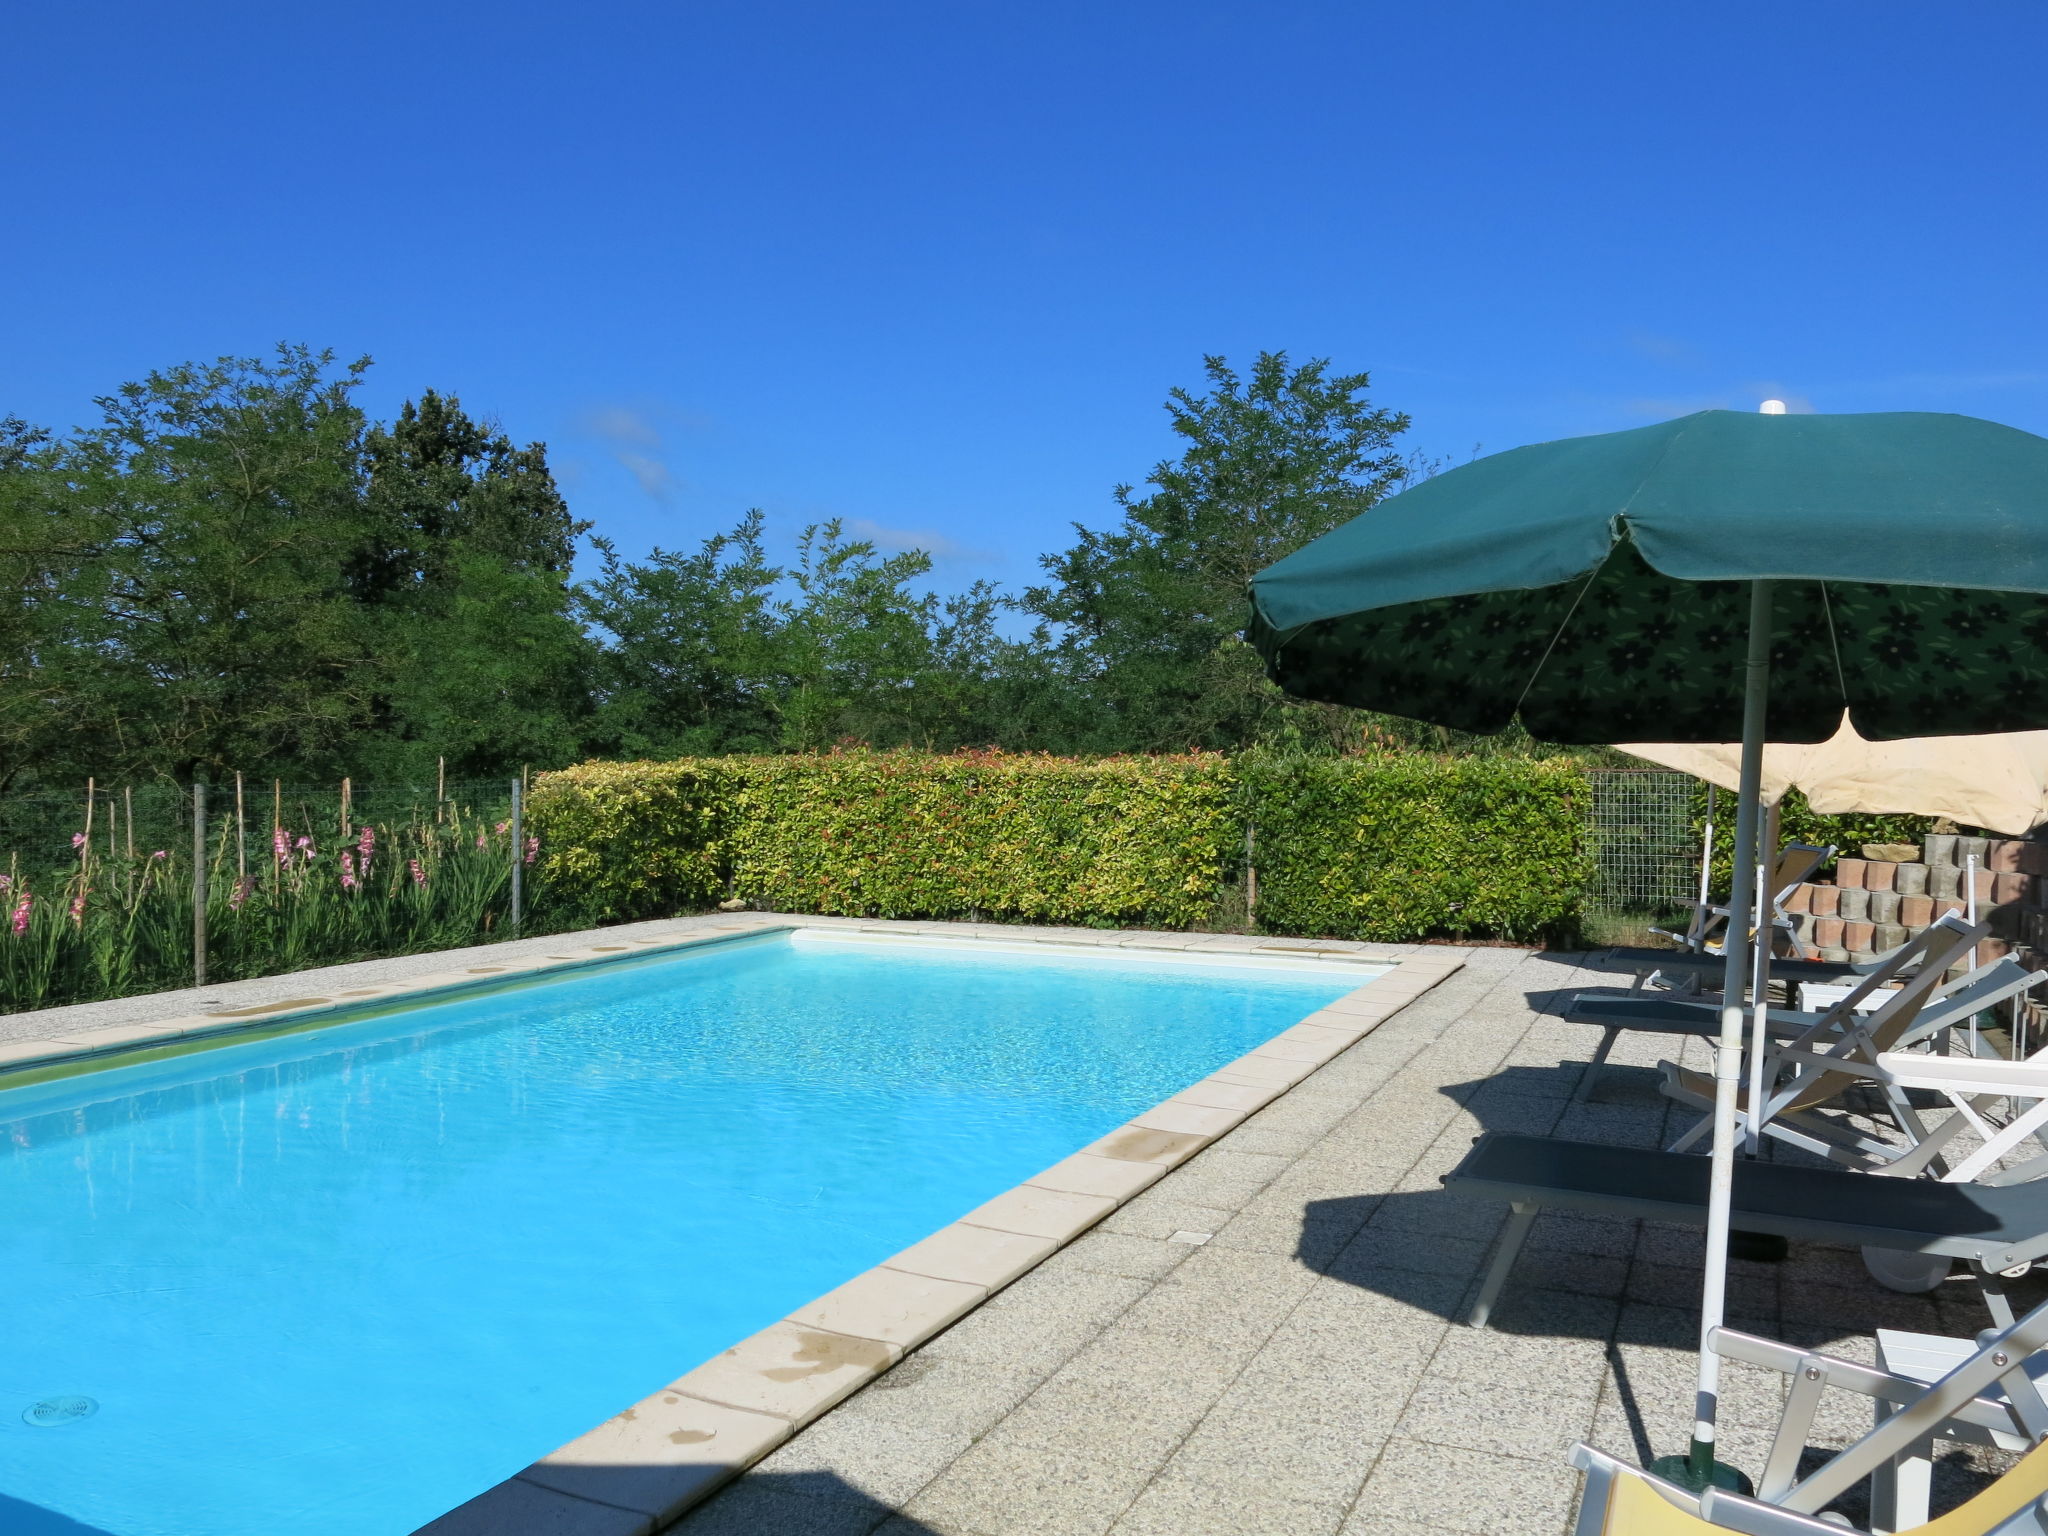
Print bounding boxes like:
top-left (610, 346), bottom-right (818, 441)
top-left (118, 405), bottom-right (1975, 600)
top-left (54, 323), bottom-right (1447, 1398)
top-left (0, 928), bottom-right (1375, 1536)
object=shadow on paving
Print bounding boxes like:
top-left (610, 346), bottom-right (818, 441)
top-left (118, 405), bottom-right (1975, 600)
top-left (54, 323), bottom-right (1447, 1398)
top-left (1297, 1061), bottom-right (2046, 1524)
top-left (668, 1469), bottom-right (945, 1535)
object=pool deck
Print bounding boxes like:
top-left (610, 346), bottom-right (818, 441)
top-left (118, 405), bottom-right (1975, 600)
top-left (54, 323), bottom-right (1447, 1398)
top-left (8, 920), bottom-right (2028, 1535)
top-left (659, 938), bottom-right (2028, 1536)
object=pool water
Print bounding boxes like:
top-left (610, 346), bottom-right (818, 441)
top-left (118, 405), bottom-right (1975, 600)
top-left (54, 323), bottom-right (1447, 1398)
top-left (0, 931), bottom-right (1368, 1536)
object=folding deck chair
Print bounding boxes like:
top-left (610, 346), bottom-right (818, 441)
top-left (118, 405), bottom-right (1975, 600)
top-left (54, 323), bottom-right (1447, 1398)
top-left (1570, 1295), bottom-right (2048, 1532)
top-left (1658, 950), bottom-right (2046, 1169)
top-left (1651, 839), bottom-right (1837, 959)
top-left (1443, 1132), bottom-right (2048, 1329)
top-left (1567, 915), bottom-right (1987, 1102)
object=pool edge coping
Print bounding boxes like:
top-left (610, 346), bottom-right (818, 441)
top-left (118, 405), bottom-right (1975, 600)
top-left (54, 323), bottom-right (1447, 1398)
top-left (407, 937), bottom-right (1467, 1536)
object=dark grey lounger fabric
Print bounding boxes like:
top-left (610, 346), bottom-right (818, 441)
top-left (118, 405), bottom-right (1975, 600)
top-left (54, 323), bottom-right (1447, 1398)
top-left (1565, 996), bottom-right (1811, 1038)
top-left (1445, 1134), bottom-right (2048, 1267)
top-left (1593, 946), bottom-right (1897, 983)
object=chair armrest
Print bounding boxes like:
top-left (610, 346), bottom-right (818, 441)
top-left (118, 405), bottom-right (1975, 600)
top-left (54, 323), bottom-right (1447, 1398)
top-left (1873, 1052), bottom-right (2048, 1096)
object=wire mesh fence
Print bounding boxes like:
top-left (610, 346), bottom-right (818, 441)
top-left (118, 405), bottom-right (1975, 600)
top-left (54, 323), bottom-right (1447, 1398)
top-left (1584, 769), bottom-right (1701, 912)
top-left (1, 776), bottom-right (540, 1014)
top-left (0, 779), bottom-right (518, 884)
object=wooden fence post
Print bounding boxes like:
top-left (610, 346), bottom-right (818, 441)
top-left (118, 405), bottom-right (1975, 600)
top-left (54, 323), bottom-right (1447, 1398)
top-left (508, 775), bottom-right (524, 938)
top-left (1245, 820), bottom-right (1258, 929)
top-left (192, 783), bottom-right (208, 988)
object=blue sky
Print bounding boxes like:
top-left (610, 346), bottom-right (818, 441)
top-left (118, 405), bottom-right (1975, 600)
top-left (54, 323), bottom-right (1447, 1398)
top-left (6, 1), bottom-right (2045, 590)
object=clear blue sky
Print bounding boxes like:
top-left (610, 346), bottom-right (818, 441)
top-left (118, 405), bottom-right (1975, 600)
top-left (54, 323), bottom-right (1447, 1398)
top-left (7, 1), bottom-right (2045, 590)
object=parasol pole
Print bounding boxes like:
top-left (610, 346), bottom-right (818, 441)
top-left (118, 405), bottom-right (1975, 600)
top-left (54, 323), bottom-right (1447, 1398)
top-left (1659, 578), bottom-right (1772, 1493)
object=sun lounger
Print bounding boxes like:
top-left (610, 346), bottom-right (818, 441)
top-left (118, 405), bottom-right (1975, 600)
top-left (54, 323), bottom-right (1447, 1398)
top-left (1571, 1312), bottom-right (2048, 1532)
top-left (1567, 915), bottom-right (1984, 1102)
top-left (1443, 1131), bottom-right (2048, 1329)
top-left (1568, 1298), bottom-right (2048, 1532)
top-left (1591, 941), bottom-right (1908, 996)
top-left (1657, 950), bottom-right (2041, 1169)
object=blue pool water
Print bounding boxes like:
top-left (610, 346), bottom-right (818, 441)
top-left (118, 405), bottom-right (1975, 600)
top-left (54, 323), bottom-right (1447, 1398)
top-left (0, 931), bottom-right (1367, 1536)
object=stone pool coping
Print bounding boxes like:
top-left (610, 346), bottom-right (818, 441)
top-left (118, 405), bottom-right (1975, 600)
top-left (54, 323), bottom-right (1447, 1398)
top-left (0, 916), bottom-right (1462, 1535)
top-left (402, 926), bottom-right (1466, 1536)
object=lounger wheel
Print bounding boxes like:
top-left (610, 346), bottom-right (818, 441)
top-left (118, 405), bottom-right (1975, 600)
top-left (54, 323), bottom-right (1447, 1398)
top-left (1861, 1246), bottom-right (1951, 1292)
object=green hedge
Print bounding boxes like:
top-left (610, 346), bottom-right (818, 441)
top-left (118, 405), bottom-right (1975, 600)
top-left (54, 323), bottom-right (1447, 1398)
top-left (1243, 755), bottom-right (1592, 943)
top-left (528, 750), bottom-right (1239, 930)
top-left (729, 751), bottom-right (1236, 927)
top-left (524, 758), bottom-right (743, 923)
top-left (529, 749), bottom-right (1595, 943)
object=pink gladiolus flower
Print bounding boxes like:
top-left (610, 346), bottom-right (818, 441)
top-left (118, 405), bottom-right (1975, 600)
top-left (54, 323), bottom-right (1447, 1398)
top-left (475, 833), bottom-right (486, 849)
top-left (524, 836), bottom-right (539, 865)
top-left (0, 874), bottom-right (11, 893)
top-left (339, 851), bottom-right (358, 891)
top-left (495, 820), bottom-right (509, 834)
top-left (68, 892), bottom-right (85, 925)
top-left (150, 850), bottom-right (167, 861)
top-left (408, 857), bottom-right (426, 887)
top-left (71, 832), bottom-right (86, 848)
top-left (229, 875), bottom-right (254, 911)
top-left (9, 895), bottom-right (29, 935)
top-left (357, 825), bottom-right (375, 877)
top-left (273, 827), bottom-right (288, 862)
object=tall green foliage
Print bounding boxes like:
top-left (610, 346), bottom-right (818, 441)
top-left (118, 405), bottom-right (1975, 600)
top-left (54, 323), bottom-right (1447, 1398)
top-left (1026, 352), bottom-right (1414, 752)
top-left (1243, 755), bottom-right (1593, 942)
top-left (527, 750), bottom-right (1594, 942)
top-left (2, 348), bottom-right (593, 790)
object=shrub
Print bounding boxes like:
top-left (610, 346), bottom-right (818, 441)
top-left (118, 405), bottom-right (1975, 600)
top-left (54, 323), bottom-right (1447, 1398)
top-left (726, 751), bottom-right (1237, 928)
top-left (524, 758), bottom-right (742, 923)
top-left (1244, 754), bottom-right (1592, 943)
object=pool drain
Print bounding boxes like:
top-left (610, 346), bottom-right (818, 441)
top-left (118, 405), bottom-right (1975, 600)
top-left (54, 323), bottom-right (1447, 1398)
top-left (23, 1396), bottom-right (96, 1427)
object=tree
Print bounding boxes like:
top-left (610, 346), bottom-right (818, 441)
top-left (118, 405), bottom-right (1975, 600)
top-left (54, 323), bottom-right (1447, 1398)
top-left (1028, 352), bottom-right (1411, 751)
top-left (581, 511), bottom-right (788, 755)
top-left (20, 346), bottom-right (380, 783)
top-left (352, 390), bottom-right (596, 777)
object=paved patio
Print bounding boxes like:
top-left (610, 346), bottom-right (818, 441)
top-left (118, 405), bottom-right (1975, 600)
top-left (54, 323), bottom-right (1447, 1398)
top-left (668, 943), bottom-right (2032, 1536)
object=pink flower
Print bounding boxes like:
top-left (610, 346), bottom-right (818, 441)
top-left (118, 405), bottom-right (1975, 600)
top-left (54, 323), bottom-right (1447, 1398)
top-left (0, 874), bottom-right (11, 893)
top-left (495, 820), bottom-right (510, 834)
top-left (524, 836), bottom-right (539, 865)
top-left (71, 832), bottom-right (86, 848)
top-left (273, 827), bottom-right (288, 862)
top-left (475, 833), bottom-right (486, 849)
top-left (296, 836), bottom-right (314, 863)
top-left (339, 851), bottom-right (358, 891)
top-left (68, 892), bottom-right (85, 925)
top-left (408, 857), bottom-right (426, 888)
top-left (357, 825), bottom-right (375, 877)
top-left (9, 894), bottom-right (29, 935)
top-left (150, 850), bottom-right (167, 861)
top-left (229, 875), bottom-right (254, 911)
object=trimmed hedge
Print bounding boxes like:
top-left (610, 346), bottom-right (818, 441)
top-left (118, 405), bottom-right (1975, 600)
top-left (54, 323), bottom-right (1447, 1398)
top-left (529, 750), bottom-right (1239, 930)
top-left (1244, 755), bottom-right (1592, 943)
top-left (528, 749), bottom-right (1594, 943)
top-left (729, 751), bottom-right (1236, 927)
top-left (524, 758), bottom-right (743, 923)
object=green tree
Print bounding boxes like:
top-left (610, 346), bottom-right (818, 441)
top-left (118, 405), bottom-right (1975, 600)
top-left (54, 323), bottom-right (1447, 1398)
top-left (581, 511), bottom-right (788, 755)
top-left (20, 346), bottom-right (379, 783)
top-left (352, 389), bottom-right (596, 777)
top-left (1028, 352), bottom-right (1411, 751)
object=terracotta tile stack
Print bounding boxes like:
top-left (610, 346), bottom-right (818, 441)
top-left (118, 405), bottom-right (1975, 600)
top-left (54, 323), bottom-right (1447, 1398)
top-left (1783, 834), bottom-right (2048, 977)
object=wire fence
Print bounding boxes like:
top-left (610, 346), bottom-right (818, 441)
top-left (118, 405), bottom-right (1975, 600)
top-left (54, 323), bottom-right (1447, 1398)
top-left (0, 778), bottom-right (518, 884)
top-left (1, 776), bottom-right (539, 1014)
top-left (1584, 769), bottom-right (1701, 912)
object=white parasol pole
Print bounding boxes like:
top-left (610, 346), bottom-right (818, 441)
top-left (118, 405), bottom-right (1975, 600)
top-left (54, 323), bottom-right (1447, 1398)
top-left (1686, 578), bottom-right (1773, 1488)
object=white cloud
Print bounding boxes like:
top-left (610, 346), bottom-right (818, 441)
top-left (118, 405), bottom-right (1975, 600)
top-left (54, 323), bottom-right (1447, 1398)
top-left (845, 517), bottom-right (999, 563)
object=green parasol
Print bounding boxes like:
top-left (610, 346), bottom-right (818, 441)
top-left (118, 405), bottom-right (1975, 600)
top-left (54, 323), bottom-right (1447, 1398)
top-left (1248, 406), bottom-right (2048, 1491)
